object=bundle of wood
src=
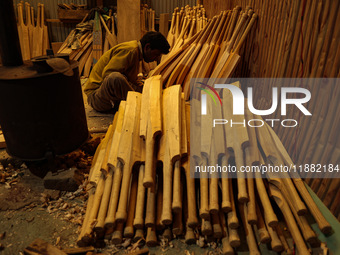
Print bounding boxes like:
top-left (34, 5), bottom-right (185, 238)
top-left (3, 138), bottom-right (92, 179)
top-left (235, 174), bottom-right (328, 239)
top-left (140, 4), bottom-right (155, 35)
top-left (16, 2), bottom-right (49, 61)
top-left (76, 77), bottom-right (331, 254)
top-left (227, 0), bottom-right (340, 215)
top-left (57, 3), bottom-right (87, 10)
top-left (57, 10), bottom-right (117, 77)
top-left (151, 6), bottom-right (257, 101)
top-left (166, 4), bottom-right (207, 51)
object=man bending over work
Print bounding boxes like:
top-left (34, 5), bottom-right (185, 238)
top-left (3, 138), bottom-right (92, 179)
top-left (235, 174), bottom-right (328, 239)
top-left (84, 31), bottom-right (170, 112)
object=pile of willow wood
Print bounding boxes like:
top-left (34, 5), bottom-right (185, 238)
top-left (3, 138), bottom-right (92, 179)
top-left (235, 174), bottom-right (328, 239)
top-left (76, 76), bottom-right (331, 254)
top-left (16, 2), bottom-right (49, 61)
top-left (140, 4), bottom-right (156, 35)
top-left (166, 4), bottom-right (208, 51)
top-left (151, 6), bottom-right (258, 101)
top-left (57, 10), bottom-right (117, 77)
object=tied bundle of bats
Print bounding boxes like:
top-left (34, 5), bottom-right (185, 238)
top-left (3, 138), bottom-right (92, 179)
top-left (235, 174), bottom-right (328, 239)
top-left (76, 77), bottom-right (332, 254)
top-left (16, 2), bottom-right (49, 61)
top-left (140, 4), bottom-right (155, 35)
top-left (150, 6), bottom-right (258, 101)
top-left (57, 11), bottom-right (117, 77)
top-left (165, 4), bottom-right (208, 52)
top-left (77, 76), bottom-right (192, 248)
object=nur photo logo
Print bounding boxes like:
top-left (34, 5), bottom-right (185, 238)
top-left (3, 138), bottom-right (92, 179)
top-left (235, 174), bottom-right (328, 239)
top-left (197, 80), bottom-right (312, 128)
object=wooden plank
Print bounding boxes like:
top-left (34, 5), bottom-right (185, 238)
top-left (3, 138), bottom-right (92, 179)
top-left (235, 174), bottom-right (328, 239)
top-left (25, 2), bottom-right (34, 57)
top-left (73, 36), bottom-right (93, 61)
top-left (159, 13), bottom-right (169, 38)
top-left (24, 238), bottom-right (67, 255)
top-left (32, 4), bottom-right (43, 58)
top-left (117, 0), bottom-right (140, 43)
top-left (78, 46), bottom-right (92, 76)
top-left (41, 4), bottom-right (49, 55)
top-left (0, 134), bottom-right (5, 149)
top-left (83, 50), bottom-right (93, 77)
top-left (99, 14), bottom-right (117, 48)
top-left (61, 246), bottom-right (94, 254)
top-left (92, 11), bottom-right (102, 65)
top-left (17, 3), bottom-right (30, 61)
top-left (57, 9), bottom-right (89, 20)
top-left (116, 92), bottom-right (142, 223)
top-left (51, 42), bottom-right (63, 54)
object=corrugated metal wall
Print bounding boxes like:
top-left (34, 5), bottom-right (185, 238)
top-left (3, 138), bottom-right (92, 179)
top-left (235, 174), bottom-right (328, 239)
top-left (12, 0), bottom-right (197, 42)
top-left (13, 0), bottom-right (87, 42)
top-left (152, 0), bottom-right (197, 18)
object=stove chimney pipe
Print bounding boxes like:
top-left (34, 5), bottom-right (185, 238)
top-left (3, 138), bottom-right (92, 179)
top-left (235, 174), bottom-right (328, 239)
top-left (0, 0), bottom-right (23, 66)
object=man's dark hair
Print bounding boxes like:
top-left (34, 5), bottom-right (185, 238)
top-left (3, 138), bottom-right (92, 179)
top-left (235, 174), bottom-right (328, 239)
top-left (140, 31), bottom-right (170, 54)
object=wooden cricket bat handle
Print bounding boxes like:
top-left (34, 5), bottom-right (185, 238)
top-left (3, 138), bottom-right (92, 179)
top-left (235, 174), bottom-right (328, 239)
top-left (94, 169), bottom-right (114, 238)
top-left (143, 137), bottom-right (155, 188)
top-left (185, 168), bottom-right (199, 228)
top-left (116, 161), bottom-right (133, 223)
top-left (146, 226), bottom-right (157, 247)
top-left (104, 163), bottom-right (123, 230)
top-left (77, 187), bottom-right (95, 247)
top-left (185, 226), bottom-right (196, 245)
top-left (235, 152), bottom-right (248, 203)
top-left (209, 178), bottom-right (219, 214)
top-left (161, 161), bottom-right (173, 225)
top-left (222, 237), bottom-right (234, 255)
top-left (201, 218), bottom-right (213, 236)
top-left (133, 229), bottom-right (145, 244)
top-left (163, 227), bottom-right (172, 240)
top-left (255, 177), bottom-right (278, 227)
top-left (239, 203), bottom-right (260, 255)
top-left (247, 177), bottom-right (257, 225)
top-left (145, 184), bottom-right (156, 227)
top-left (271, 188), bottom-right (310, 255)
top-left (111, 222), bottom-right (124, 245)
top-left (199, 157), bottom-right (209, 219)
top-left (228, 226), bottom-right (241, 248)
top-left (233, 13), bottom-right (258, 53)
top-left (172, 210), bottom-right (183, 235)
top-left (228, 179), bottom-right (239, 229)
top-left (156, 171), bottom-right (164, 231)
top-left (124, 171), bottom-right (138, 238)
top-left (284, 188), bottom-right (317, 243)
top-left (221, 156), bottom-right (231, 212)
top-left (282, 178), bottom-right (308, 216)
top-left (211, 213), bottom-right (223, 239)
top-left (133, 165), bottom-right (146, 229)
top-left (293, 179), bottom-right (332, 234)
top-left (267, 226), bottom-right (283, 252)
top-left (255, 203), bottom-right (270, 243)
top-left (83, 175), bottom-right (105, 241)
top-left (219, 210), bottom-right (234, 255)
top-left (172, 160), bottom-right (182, 212)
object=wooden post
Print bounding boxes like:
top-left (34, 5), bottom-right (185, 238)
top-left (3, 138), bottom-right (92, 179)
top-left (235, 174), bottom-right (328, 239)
top-left (159, 13), bottom-right (170, 38)
top-left (117, 0), bottom-right (141, 43)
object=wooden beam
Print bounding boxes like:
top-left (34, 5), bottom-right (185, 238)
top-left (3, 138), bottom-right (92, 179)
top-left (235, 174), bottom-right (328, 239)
top-left (117, 0), bottom-right (141, 43)
top-left (159, 13), bottom-right (170, 38)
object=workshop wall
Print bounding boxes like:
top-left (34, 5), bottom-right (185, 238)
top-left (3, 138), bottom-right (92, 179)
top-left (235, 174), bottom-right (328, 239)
top-left (12, 0), bottom-right (196, 42)
top-left (204, 0), bottom-right (340, 218)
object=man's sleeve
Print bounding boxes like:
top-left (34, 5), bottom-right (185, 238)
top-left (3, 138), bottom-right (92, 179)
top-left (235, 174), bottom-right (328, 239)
top-left (101, 49), bottom-right (134, 79)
